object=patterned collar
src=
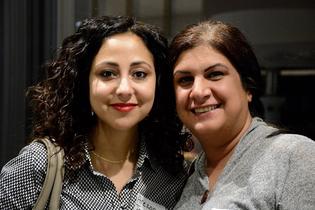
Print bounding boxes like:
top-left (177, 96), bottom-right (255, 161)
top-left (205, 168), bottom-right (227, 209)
top-left (84, 136), bottom-right (159, 173)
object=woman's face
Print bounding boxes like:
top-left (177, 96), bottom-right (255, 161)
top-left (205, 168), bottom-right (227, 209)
top-left (89, 32), bottom-right (156, 131)
top-left (173, 45), bottom-right (252, 141)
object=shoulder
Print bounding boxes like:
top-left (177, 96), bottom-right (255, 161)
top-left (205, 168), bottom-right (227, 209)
top-left (270, 133), bottom-right (315, 155)
top-left (173, 154), bottom-right (207, 210)
top-left (1, 141), bottom-right (48, 174)
top-left (181, 153), bottom-right (207, 191)
top-left (263, 133), bottom-right (315, 178)
top-left (0, 142), bottom-right (48, 206)
top-left (270, 134), bottom-right (315, 208)
top-left (250, 119), bottom-right (315, 157)
top-left (1, 141), bottom-right (48, 183)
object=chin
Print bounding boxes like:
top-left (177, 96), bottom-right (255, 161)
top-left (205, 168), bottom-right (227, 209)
top-left (191, 121), bottom-right (217, 133)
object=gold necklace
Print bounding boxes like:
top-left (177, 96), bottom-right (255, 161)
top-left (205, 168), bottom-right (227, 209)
top-left (91, 150), bottom-right (125, 164)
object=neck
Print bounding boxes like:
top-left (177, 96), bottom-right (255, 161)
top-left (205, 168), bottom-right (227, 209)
top-left (202, 136), bottom-right (239, 172)
top-left (90, 124), bottom-right (139, 162)
top-left (197, 115), bottom-right (252, 191)
top-left (198, 115), bottom-right (252, 168)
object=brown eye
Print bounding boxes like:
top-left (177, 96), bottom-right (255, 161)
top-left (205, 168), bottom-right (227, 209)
top-left (133, 71), bottom-right (147, 80)
top-left (100, 70), bottom-right (117, 80)
top-left (176, 76), bottom-right (194, 87)
top-left (206, 71), bottom-right (224, 80)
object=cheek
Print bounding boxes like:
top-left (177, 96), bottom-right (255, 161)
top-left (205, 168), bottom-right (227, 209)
top-left (222, 83), bottom-right (249, 109)
top-left (175, 88), bottom-right (188, 107)
top-left (90, 79), bottom-right (101, 94)
top-left (175, 95), bottom-right (189, 124)
top-left (89, 80), bottom-right (112, 102)
top-left (139, 80), bottom-right (156, 103)
top-left (89, 81), bottom-right (97, 104)
top-left (218, 78), bottom-right (243, 98)
top-left (175, 89), bottom-right (188, 110)
top-left (146, 88), bottom-right (156, 105)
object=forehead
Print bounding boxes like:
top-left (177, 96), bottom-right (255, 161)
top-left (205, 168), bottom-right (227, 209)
top-left (173, 45), bottom-right (234, 72)
top-left (102, 32), bottom-right (145, 49)
top-left (93, 32), bottom-right (153, 60)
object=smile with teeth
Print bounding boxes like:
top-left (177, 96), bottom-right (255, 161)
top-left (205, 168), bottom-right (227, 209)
top-left (192, 104), bottom-right (220, 114)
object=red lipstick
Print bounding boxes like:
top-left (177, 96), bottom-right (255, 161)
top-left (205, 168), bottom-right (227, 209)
top-left (111, 103), bottom-right (137, 112)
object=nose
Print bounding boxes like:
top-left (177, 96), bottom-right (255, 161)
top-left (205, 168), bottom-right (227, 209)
top-left (116, 77), bottom-right (133, 102)
top-left (189, 78), bottom-right (211, 104)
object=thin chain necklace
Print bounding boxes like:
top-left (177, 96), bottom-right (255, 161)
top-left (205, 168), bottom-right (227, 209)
top-left (91, 150), bottom-right (125, 164)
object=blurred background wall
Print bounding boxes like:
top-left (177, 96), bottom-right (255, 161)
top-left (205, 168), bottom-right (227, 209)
top-left (1, 0), bottom-right (315, 168)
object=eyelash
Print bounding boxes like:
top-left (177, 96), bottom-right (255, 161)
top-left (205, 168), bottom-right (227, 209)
top-left (175, 71), bottom-right (224, 86)
top-left (176, 76), bottom-right (193, 86)
top-left (100, 70), bottom-right (117, 79)
top-left (132, 71), bottom-right (148, 80)
top-left (206, 71), bottom-right (224, 80)
top-left (99, 70), bottom-right (148, 80)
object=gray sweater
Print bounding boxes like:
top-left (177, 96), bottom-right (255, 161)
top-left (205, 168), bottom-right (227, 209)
top-left (175, 118), bottom-right (315, 210)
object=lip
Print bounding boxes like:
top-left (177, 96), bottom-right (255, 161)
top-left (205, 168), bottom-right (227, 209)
top-left (111, 103), bottom-right (137, 112)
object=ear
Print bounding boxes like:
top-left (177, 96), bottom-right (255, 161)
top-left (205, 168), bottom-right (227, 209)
top-left (247, 92), bottom-right (252, 102)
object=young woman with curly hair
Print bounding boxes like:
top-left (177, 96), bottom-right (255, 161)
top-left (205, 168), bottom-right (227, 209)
top-left (0, 16), bottom-right (190, 209)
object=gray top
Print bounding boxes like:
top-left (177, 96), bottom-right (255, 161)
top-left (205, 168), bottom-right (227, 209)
top-left (175, 117), bottom-right (315, 210)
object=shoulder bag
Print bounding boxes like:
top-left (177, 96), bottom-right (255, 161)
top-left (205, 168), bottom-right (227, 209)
top-left (32, 138), bottom-right (65, 210)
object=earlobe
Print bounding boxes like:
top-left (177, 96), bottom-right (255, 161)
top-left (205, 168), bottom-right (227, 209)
top-left (247, 92), bottom-right (252, 102)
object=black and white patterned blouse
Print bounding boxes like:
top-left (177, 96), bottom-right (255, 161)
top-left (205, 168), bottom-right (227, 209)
top-left (0, 139), bottom-right (188, 209)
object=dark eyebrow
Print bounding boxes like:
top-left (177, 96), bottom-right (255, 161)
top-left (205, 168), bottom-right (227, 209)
top-left (130, 61), bottom-right (153, 69)
top-left (204, 63), bottom-right (228, 72)
top-left (95, 61), bottom-right (119, 68)
top-left (95, 61), bottom-right (152, 69)
top-left (173, 63), bottom-right (228, 76)
top-left (173, 70), bottom-right (191, 76)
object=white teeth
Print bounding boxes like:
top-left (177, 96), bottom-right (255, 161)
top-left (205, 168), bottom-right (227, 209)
top-left (194, 105), bottom-right (218, 114)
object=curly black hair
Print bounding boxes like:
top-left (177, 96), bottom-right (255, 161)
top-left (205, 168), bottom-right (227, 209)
top-left (27, 16), bottom-right (191, 175)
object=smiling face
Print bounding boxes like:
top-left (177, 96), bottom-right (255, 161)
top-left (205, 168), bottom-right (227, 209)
top-left (89, 32), bottom-right (156, 132)
top-left (173, 45), bottom-right (252, 144)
